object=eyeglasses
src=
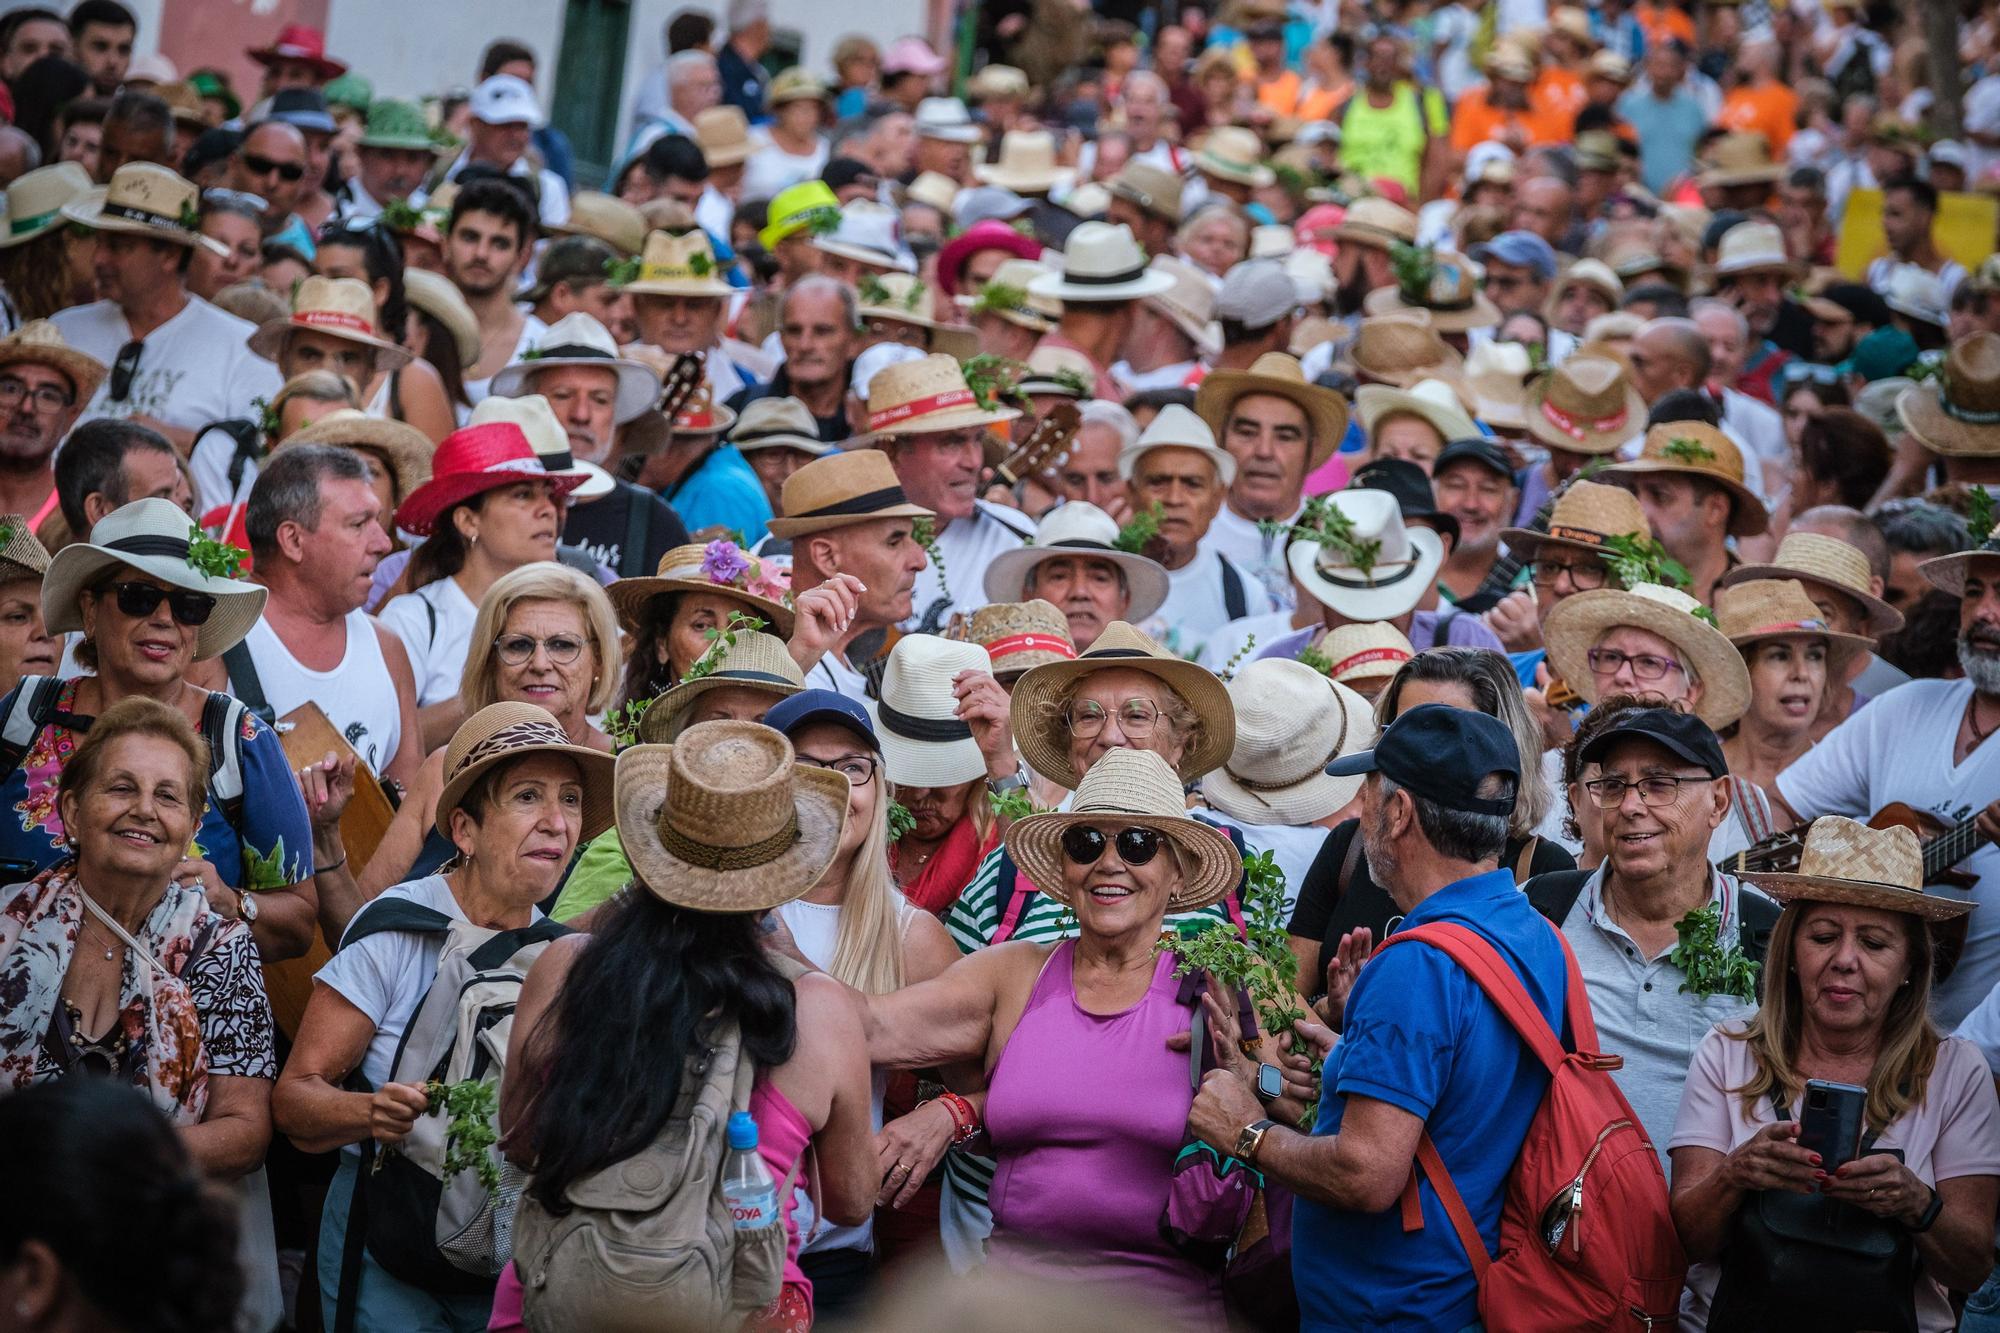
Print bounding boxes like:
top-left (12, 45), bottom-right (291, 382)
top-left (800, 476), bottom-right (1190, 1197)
top-left (103, 581), bottom-right (217, 627)
top-left (1782, 362), bottom-right (1842, 387)
top-left (108, 340), bottom-right (142, 403)
top-left (494, 632), bottom-right (587, 666)
top-left (1066, 698), bottom-right (1165, 739)
top-left (1582, 773), bottom-right (1715, 809)
top-left (0, 376), bottom-right (72, 412)
top-left (1529, 558), bottom-right (1609, 590)
top-left (241, 153), bottom-right (306, 182)
top-left (798, 754), bottom-right (878, 786)
top-left (1060, 824), bottom-right (1165, 867)
top-left (1585, 647), bottom-right (1685, 681)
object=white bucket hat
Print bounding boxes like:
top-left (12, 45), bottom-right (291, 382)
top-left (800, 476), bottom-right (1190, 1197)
top-left (982, 500), bottom-right (1172, 620)
top-left (42, 498), bottom-right (268, 661)
top-left (1117, 402), bottom-right (1237, 485)
top-left (489, 312), bottom-right (662, 424)
top-left (1287, 489), bottom-right (1444, 622)
top-left (1028, 222), bottom-right (1175, 303)
top-left (870, 634), bottom-right (993, 788)
top-left (1201, 659), bottom-right (1378, 826)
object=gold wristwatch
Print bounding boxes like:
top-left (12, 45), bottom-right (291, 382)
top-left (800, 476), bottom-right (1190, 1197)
top-left (1233, 1118), bottom-right (1278, 1166)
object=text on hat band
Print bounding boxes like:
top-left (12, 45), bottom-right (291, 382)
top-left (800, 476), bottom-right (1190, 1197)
top-left (868, 388), bottom-right (976, 431)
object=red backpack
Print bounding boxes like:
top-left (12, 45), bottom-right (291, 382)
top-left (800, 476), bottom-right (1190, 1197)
top-left (1378, 921), bottom-right (1688, 1331)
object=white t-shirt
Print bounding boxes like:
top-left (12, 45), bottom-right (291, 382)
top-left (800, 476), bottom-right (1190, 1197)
top-left (805, 646), bottom-right (873, 699)
top-left (1139, 548), bottom-right (1279, 663)
top-left (1111, 359), bottom-right (1204, 396)
top-left (1201, 502), bottom-right (1301, 612)
top-left (52, 296), bottom-right (281, 434)
top-left (903, 501), bottom-right (1036, 632)
top-left (1720, 388), bottom-right (1788, 505)
top-left (743, 136), bottom-right (830, 203)
top-left (1228, 819), bottom-right (1329, 918)
top-left (378, 576), bottom-right (479, 708)
top-left (1195, 607), bottom-right (1297, 674)
top-left (1777, 679), bottom-right (2000, 1027)
top-left (463, 313), bottom-right (548, 410)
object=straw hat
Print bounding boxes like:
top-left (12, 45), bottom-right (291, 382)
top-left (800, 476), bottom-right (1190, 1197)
top-left (468, 394), bottom-right (611, 500)
top-left (607, 541), bottom-right (796, 638)
top-left (956, 257), bottom-right (1062, 332)
top-left (768, 65), bottom-right (832, 106)
top-left (1542, 582), bottom-right (1752, 728)
top-left (281, 409), bottom-right (433, 502)
top-left (249, 275), bottom-right (413, 369)
top-left (1744, 816), bottom-right (1974, 922)
top-left (974, 129), bottom-right (1075, 194)
top-left (393, 422), bottom-right (585, 537)
top-left (1917, 534), bottom-right (2000, 599)
top-left (433, 701), bottom-right (616, 841)
top-left (1008, 620), bottom-right (1235, 785)
top-left (1194, 126), bottom-right (1275, 188)
top-left (636, 630), bottom-right (804, 743)
top-left (1458, 340), bottom-right (1531, 430)
top-left (857, 273), bottom-right (978, 361)
top-left (871, 634), bottom-right (993, 788)
top-left (1362, 248), bottom-right (1500, 332)
top-left (905, 171), bottom-right (960, 214)
top-left (983, 500), bottom-right (1171, 621)
top-left (0, 162), bottom-right (92, 248)
top-left (729, 397), bottom-right (833, 458)
top-left (968, 600), bottom-right (1076, 681)
top-left (811, 200), bottom-right (917, 273)
top-left (1314, 621), bottom-right (1415, 689)
top-left (1588, 49), bottom-right (1633, 83)
top-left (865, 352), bottom-right (1021, 437)
top-left (62, 163), bottom-right (224, 254)
top-left (0, 321), bottom-right (106, 403)
top-left (1332, 197), bottom-right (1420, 252)
top-left (1522, 354), bottom-right (1645, 456)
top-left (967, 64), bottom-right (1031, 101)
top-left (759, 179), bottom-right (842, 251)
top-left (1720, 531), bottom-right (1903, 637)
top-left (767, 448), bottom-right (936, 539)
top-left (42, 498), bottom-right (268, 661)
top-left (1288, 489), bottom-right (1445, 623)
top-left (1357, 377), bottom-right (1478, 446)
top-left (615, 721), bottom-right (849, 912)
top-left (1195, 351), bottom-right (1349, 470)
top-left (1897, 331), bottom-right (2000, 457)
top-left (1602, 422), bottom-right (1768, 537)
top-left (1028, 221), bottom-right (1175, 303)
top-left (1119, 403), bottom-right (1238, 486)
top-left (0, 515), bottom-right (48, 581)
top-left (1347, 311), bottom-right (1464, 387)
top-left (1005, 748), bottom-right (1241, 910)
top-left (1201, 660), bottom-right (1377, 825)
top-left (490, 312), bottom-right (661, 424)
top-left (1695, 132), bottom-right (1785, 191)
top-left (1499, 477), bottom-right (1652, 560)
top-left (616, 229), bottom-right (734, 297)
top-left (549, 191), bottom-right (648, 256)
top-left (1546, 259), bottom-right (1623, 320)
top-left (403, 269), bottom-right (481, 369)
top-left (1109, 160), bottom-right (1185, 224)
top-left (1019, 344), bottom-right (1096, 398)
top-left (1145, 255), bottom-right (1223, 357)
top-left (695, 105), bottom-right (752, 167)
top-left (1715, 578), bottom-right (1873, 666)
top-left (1712, 220), bottom-right (1804, 280)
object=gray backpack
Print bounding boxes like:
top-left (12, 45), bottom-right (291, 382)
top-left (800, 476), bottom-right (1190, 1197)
top-left (511, 1016), bottom-right (801, 1332)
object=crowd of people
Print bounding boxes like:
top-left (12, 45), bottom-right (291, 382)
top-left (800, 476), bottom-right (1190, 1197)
top-left (0, 0), bottom-right (1998, 1330)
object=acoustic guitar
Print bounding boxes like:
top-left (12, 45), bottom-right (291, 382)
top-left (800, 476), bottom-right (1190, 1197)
top-left (991, 402), bottom-right (1080, 489)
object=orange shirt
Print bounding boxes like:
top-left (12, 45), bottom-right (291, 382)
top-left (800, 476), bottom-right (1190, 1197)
top-left (1449, 84), bottom-right (1569, 153)
top-left (1535, 66), bottom-right (1587, 127)
top-left (1718, 80), bottom-right (1799, 155)
top-left (1632, 2), bottom-right (1696, 48)
top-left (1257, 70), bottom-right (1303, 118)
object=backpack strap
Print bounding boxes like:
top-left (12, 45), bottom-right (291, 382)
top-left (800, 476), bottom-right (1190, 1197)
top-left (221, 640), bottom-right (276, 726)
top-left (619, 488), bottom-right (652, 579)
top-left (198, 692), bottom-right (248, 826)
top-left (1524, 868), bottom-right (1593, 928)
top-left (337, 897), bottom-right (455, 951)
top-left (465, 916), bottom-right (572, 970)
top-left (0, 675), bottom-right (63, 783)
top-left (1510, 837), bottom-right (1540, 885)
top-left (1736, 882), bottom-right (1782, 969)
top-left (200, 418), bottom-right (263, 492)
top-left (1219, 554), bottom-right (1247, 622)
top-left (423, 595), bottom-right (438, 648)
top-left (991, 850), bottom-right (1032, 944)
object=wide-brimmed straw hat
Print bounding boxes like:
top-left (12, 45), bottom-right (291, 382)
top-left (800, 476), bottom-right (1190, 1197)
top-left (1720, 531), bottom-right (1903, 637)
top-left (969, 600), bottom-right (1076, 681)
top-left (695, 105), bottom-right (753, 167)
top-left (1145, 255), bottom-right (1223, 357)
top-left (1288, 489), bottom-right (1444, 623)
top-left (1005, 748), bottom-right (1241, 910)
top-left (767, 448), bottom-right (936, 539)
top-left (550, 191), bottom-right (648, 256)
top-left (1029, 222), bottom-right (1174, 303)
top-left (1194, 125), bottom-right (1275, 188)
top-left (1696, 132), bottom-right (1785, 191)
top-left (1313, 621), bottom-right (1415, 688)
top-left (393, 422), bottom-right (584, 536)
top-left (1362, 248), bottom-right (1500, 332)
top-left (467, 394), bottom-right (611, 500)
top-left (1712, 220), bottom-right (1804, 280)
top-left (42, 498), bottom-right (267, 660)
top-left (616, 229), bottom-right (734, 297)
top-left (983, 500), bottom-right (1171, 621)
top-left (490, 312), bottom-right (661, 424)
top-left (608, 541), bottom-right (796, 638)
top-left (1898, 331), bottom-right (2000, 458)
top-left (768, 65), bottom-right (832, 107)
top-left (1542, 582), bottom-right (1752, 728)
top-left (1347, 311), bottom-right (1464, 387)
top-left (434, 701), bottom-right (615, 841)
top-left (967, 63), bottom-right (1030, 100)
top-left (0, 162), bottom-right (93, 249)
top-left (1331, 197), bottom-right (1418, 250)
top-left (249, 275), bottom-right (413, 370)
top-left (1499, 477), bottom-right (1651, 561)
top-left (281, 410), bottom-right (433, 502)
top-left (63, 163), bottom-right (224, 255)
top-left (0, 516), bottom-right (49, 581)
top-left (956, 257), bottom-right (1062, 332)
top-left (858, 273), bottom-right (978, 362)
top-left (871, 634), bottom-right (993, 788)
top-left (1545, 259), bottom-right (1623, 322)
top-left (728, 397), bottom-right (833, 458)
top-left (0, 320), bottom-right (106, 403)
top-left (403, 269), bottom-right (481, 369)
top-left (865, 352), bottom-right (1021, 437)
top-left (1459, 339), bottom-right (1531, 430)
top-left (1008, 620), bottom-right (1236, 786)
top-left (616, 721), bottom-right (849, 912)
top-left (636, 630), bottom-right (804, 743)
top-left (1357, 377), bottom-right (1478, 446)
top-left (905, 171), bottom-right (960, 215)
top-left (1202, 660), bottom-right (1377, 825)
top-left (1195, 351), bottom-right (1349, 470)
top-left (1601, 422), bottom-right (1768, 537)
top-left (1918, 535), bottom-right (2000, 598)
top-left (1744, 816), bottom-right (1975, 922)
top-left (1522, 354), bottom-right (1645, 456)
top-left (1715, 578), bottom-right (1873, 671)
top-left (974, 129), bottom-right (1076, 194)
top-left (1109, 160), bottom-right (1185, 224)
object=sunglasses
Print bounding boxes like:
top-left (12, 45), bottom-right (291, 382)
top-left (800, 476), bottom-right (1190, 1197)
top-left (242, 152), bottom-right (306, 182)
top-left (1060, 824), bottom-right (1165, 868)
top-left (103, 581), bottom-right (217, 627)
top-left (108, 340), bottom-right (142, 402)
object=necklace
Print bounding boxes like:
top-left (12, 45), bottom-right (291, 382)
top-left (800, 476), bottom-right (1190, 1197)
top-left (1971, 695), bottom-right (1997, 748)
top-left (82, 918), bottom-right (116, 962)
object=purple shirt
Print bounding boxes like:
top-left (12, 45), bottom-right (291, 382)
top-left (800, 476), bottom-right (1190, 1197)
top-left (1255, 608), bottom-right (1506, 664)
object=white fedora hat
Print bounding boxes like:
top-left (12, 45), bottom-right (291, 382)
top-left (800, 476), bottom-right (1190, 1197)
top-left (1202, 659), bottom-right (1378, 826)
top-left (973, 129), bottom-right (1076, 194)
top-left (914, 96), bottom-right (983, 144)
top-left (982, 500), bottom-right (1171, 621)
top-left (870, 634), bottom-right (993, 788)
top-left (1028, 222), bottom-right (1175, 303)
top-left (1117, 402), bottom-right (1237, 485)
top-left (42, 498), bottom-right (267, 661)
top-left (1287, 489), bottom-right (1444, 622)
top-left (811, 200), bottom-right (917, 274)
top-left (489, 312), bottom-right (662, 424)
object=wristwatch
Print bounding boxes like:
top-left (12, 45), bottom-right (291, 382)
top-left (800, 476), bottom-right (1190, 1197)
top-left (1254, 1063), bottom-right (1285, 1105)
top-left (1909, 1184), bottom-right (1944, 1233)
top-left (986, 768), bottom-right (1028, 795)
top-left (1233, 1118), bottom-right (1278, 1167)
top-left (236, 887), bottom-right (259, 923)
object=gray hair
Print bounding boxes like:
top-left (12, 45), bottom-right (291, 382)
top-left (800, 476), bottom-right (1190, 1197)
top-left (667, 49), bottom-right (717, 88)
top-left (1874, 497), bottom-right (1972, 557)
top-left (782, 273), bottom-right (858, 329)
top-left (727, 0), bottom-right (769, 30)
top-left (1077, 399), bottom-right (1140, 451)
top-left (1378, 772), bottom-right (1515, 864)
top-left (1123, 70), bottom-right (1168, 102)
top-left (0, 126), bottom-right (41, 173)
top-left (245, 444), bottom-right (371, 562)
top-left (1688, 297), bottom-right (1749, 344)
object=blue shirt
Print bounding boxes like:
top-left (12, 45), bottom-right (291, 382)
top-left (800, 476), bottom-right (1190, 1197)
top-left (665, 443), bottom-right (775, 545)
top-left (1616, 85), bottom-right (1711, 195)
top-left (1294, 869), bottom-right (1567, 1333)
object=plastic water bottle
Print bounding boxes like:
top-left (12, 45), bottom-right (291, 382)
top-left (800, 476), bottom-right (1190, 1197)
top-left (722, 1111), bottom-right (778, 1231)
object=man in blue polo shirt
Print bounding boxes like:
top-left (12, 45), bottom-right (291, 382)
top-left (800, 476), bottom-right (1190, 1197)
top-left (1189, 705), bottom-right (1567, 1332)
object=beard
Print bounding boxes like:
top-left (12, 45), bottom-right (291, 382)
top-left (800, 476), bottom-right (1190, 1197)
top-left (1360, 797), bottom-right (1398, 893)
top-left (1961, 630), bottom-right (2000, 695)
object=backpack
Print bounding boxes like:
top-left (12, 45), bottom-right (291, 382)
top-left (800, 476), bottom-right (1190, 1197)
top-left (1377, 920), bottom-right (1688, 1330)
top-left (509, 1014), bottom-right (801, 1332)
top-left (331, 897), bottom-right (571, 1331)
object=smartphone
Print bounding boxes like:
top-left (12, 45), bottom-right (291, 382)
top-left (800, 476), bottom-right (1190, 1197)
top-left (1797, 1079), bottom-right (1868, 1175)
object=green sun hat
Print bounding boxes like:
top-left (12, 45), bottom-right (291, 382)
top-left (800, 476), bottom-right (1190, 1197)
top-left (324, 73), bottom-right (375, 113)
top-left (758, 179), bottom-right (841, 252)
top-left (359, 99), bottom-right (439, 152)
top-left (186, 69), bottom-right (241, 122)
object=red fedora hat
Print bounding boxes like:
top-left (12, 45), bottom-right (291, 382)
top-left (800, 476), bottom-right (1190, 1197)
top-left (393, 423), bottom-right (582, 537)
top-left (247, 25), bottom-right (348, 81)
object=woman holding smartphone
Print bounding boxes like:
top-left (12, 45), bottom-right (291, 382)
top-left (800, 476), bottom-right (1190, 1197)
top-left (1667, 817), bottom-right (2000, 1332)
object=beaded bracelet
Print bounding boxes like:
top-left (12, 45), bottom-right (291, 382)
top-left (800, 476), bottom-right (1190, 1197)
top-left (932, 1090), bottom-right (982, 1146)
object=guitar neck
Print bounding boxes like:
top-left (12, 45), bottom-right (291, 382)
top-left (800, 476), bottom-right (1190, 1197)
top-left (1925, 816), bottom-right (1993, 882)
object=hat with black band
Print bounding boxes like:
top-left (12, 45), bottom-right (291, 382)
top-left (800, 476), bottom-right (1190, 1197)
top-left (766, 448), bottom-right (936, 539)
top-left (867, 634), bottom-right (992, 789)
top-left (1325, 703), bottom-right (1521, 818)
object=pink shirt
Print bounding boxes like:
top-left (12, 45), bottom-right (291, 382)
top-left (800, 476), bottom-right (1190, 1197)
top-left (1668, 1024), bottom-right (2000, 1332)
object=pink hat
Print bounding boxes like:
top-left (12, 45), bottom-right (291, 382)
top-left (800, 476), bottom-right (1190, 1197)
top-left (882, 37), bottom-right (948, 77)
top-left (1295, 204), bottom-right (1343, 257)
top-left (936, 219), bottom-right (1043, 296)
top-left (394, 423), bottom-right (583, 537)
top-left (247, 24), bottom-right (347, 81)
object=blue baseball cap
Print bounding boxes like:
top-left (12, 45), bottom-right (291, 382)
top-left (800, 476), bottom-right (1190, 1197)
top-left (1471, 230), bottom-right (1558, 281)
top-left (762, 689), bottom-right (879, 751)
top-left (1326, 703), bottom-right (1521, 816)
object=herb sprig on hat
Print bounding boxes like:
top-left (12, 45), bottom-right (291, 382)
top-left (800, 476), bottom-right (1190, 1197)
top-left (1600, 532), bottom-right (1691, 592)
top-left (1661, 436), bottom-right (1717, 466)
top-left (186, 527), bottom-right (246, 581)
top-left (681, 611), bottom-right (768, 683)
top-left (968, 281), bottom-right (1030, 318)
top-left (962, 354), bottom-right (1028, 413)
top-left (604, 255), bottom-right (643, 287)
top-left (1114, 502), bottom-right (1163, 554)
top-left (1969, 486), bottom-right (1996, 546)
top-left (1274, 495), bottom-right (1382, 576)
top-left (1388, 240), bottom-right (1436, 303)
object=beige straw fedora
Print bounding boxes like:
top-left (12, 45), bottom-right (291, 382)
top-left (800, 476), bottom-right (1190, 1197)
top-left (549, 191), bottom-right (648, 256)
top-left (0, 162), bottom-right (92, 248)
top-left (1028, 221), bottom-right (1175, 303)
top-left (1695, 132), bottom-right (1785, 191)
top-left (280, 409), bottom-right (433, 502)
top-left (636, 630), bottom-right (804, 743)
top-left (1542, 582), bottom-right (1752, 728)
top-left (766, 448), bottom-right (936, 539)
top-left (1602, 422), bottom-right (1768, 537)
top-left (42, 498), bottom-right (267, 661)
top-left (249, 275), bottom-right (414, 369)
top-left (1720, 531), bottom-right (1903, 637)
top-left (434, 701), bottom-right (617, 841)
top-left (1314, 620), bottom-right (1416, 689)
top-left (0, 320), bottom-right (106, 403)
top-left (1201, 659), bottom-right (1377, 825)
top-left (1712, 220), bottom-right (1804, 281)
top-left (1715, 578), bottom-right (1873, 667)
top-left (1145, 255), bottom-right (1223, 357)
top-left (968, 599), bottom-right (1076, 681)
top-left (905, 171), bottom-right (960, 215)
top-left (858, 273), bottom-right (978, 362)
top-left (1458, 339), bottom-right (1531, 431)
top-left (1347, 311), bottom-right (1464, 387)
top-left (982, 500), bottom-right (1171, 621)
top-left (728, 396), bottom-right (834, 458)
top-left (1918, 535), bottom-right (2000, 599)
top-left (62, 162), bottom-right (224, 254)
top-left (1008, 620), bottom-right (1236, 785)
top-left (973, 129), bottom-right (1075, 194)
top-left (1194, 125), bottom-right (1276, 188)
top-left (616, 720), bottom-right (850, 912)
top-left (1499, 477), bottom-right (1652, 561)
top-left (0, 514), bottom-right (49, 580)
top-left (607, 541), bottom-right (797, 638)
top-left (1195, 351), bottom-right (1350, 470)
top-left (1897, 332), bottom-right (2000, 458)
top-left (1362, 247), bottom-right (1500, 333)
top-left (1109, 160), bottom-right (1185, 224)
top-left (402, 269), bottom-right (481, 369)
top-left (1004, 748), bottom-right (1241, 910)
top-left (956, 257), bottom-right (1062, 333)
top-left (1331, 197), bottom-right (1419, 250)
top-left (864, 352), bottom-right (1021, 437)
top-left (616, 229), bottom-right (734, 297)
top-left (1743, 816), bottom-right (1975, 922)
top-left (1522, 354), bottom-right (1645, 456)
top-left (871, 633), bottom-right (993, 788)
top-left (695, 105), bottom-right (753, 167)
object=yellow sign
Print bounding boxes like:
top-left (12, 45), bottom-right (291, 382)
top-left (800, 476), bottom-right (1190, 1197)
top-left (1836, 187), bottom-right (2000, 279)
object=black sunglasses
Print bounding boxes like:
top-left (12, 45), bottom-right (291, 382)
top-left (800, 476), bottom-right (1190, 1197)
top-left (242, 152), bottom-right (306, 182)
top-left (1060, 824), bottom-right (1164, 868)
top-left (104, 581), bottom-right (217, 627)
top-left (108, 340), bottom-right (142, 402)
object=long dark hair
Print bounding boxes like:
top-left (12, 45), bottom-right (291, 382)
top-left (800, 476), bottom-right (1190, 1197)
top-left (522, 889), bottom-right (798, 1212)
top-left (617, 590), bottom-right (681, 707)
top-left (415, 308), bottom-right (472, 409)
top-left (316, 217), bottom-right (410, 339)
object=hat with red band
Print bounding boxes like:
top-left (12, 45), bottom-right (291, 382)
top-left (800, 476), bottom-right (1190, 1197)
top-left (394, 422), bottom-right (584, 537)
top-left (864, 352), bottom-right (1020, 437)
top-left (1522, 354), bottom-right (1645, 456)
top-left (249, 275), bottom-right (413, 369)
top-left (968, 600), bottom-right (1078, 681)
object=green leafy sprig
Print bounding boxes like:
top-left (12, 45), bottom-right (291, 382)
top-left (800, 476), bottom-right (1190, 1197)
top-left (185, 526), bottom-right (246, 580)
top-left (1690, 604), bottom-right (1720, 628)
top-left (968, 281), bottom-right (1031, 318)
top-left (250, 395), bottom-right (281, 440)
top-left (604, 255), bottom-right (643, 287)
top-left (603, 696), bottom-right (654, 748)
top-left (1297, 643), bottom-right (1334, 675)
top-left (681, 611), bottom-right (768, 683)
top-left (1274, 494), bottom-right (1382, 575)
top-left (803, 206), bottom-right (842, 238)
top-left (1388, 239), bottom-right (1437, 303)
top-left (1661, 436), bottom-right (1718, 466)
top-left (422, 1078), bottom-right (501, 1191)
top-left (1600, 532), bottom-right (1691, 592)
top-left (0, 519), bottom-right (17, 551)
top-left (1114, 502), bottom-right (1163, 554)
top-left (912, 516), bottom-right (949, 604)
top-left (1216, 633), bottom-right (1258, 682)
top-left (178, 200), bottom-right (200, 232)
top-left (1969, 485), bottom-right (1996, 546)
top-left (962, 354), bottom-right (1028, 414)
top-left (1668, 902), bottom-right (1760, 1002)
top-left (986, 787), bottom-right (1039, 821)
top-left (887, 801), bottom-right (916, 841)
top-left (1045, 368), bottom-right (1092, 399)
top-left (686, 250), bottom-right (715, 277)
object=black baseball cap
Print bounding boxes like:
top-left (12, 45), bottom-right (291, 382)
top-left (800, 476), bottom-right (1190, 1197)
top-left (1350, 457), bottom-right (1460, 546)
top-left (1434, 437), bottom-right (1514, 482)
top-left (1577, 706), bottom-right (1726, 778)
top-left (1326, 704), bottom-right (1520, 817)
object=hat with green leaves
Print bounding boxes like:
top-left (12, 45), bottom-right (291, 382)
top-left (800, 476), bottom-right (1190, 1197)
top-left (359, 99), bottom-right (438, 151)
